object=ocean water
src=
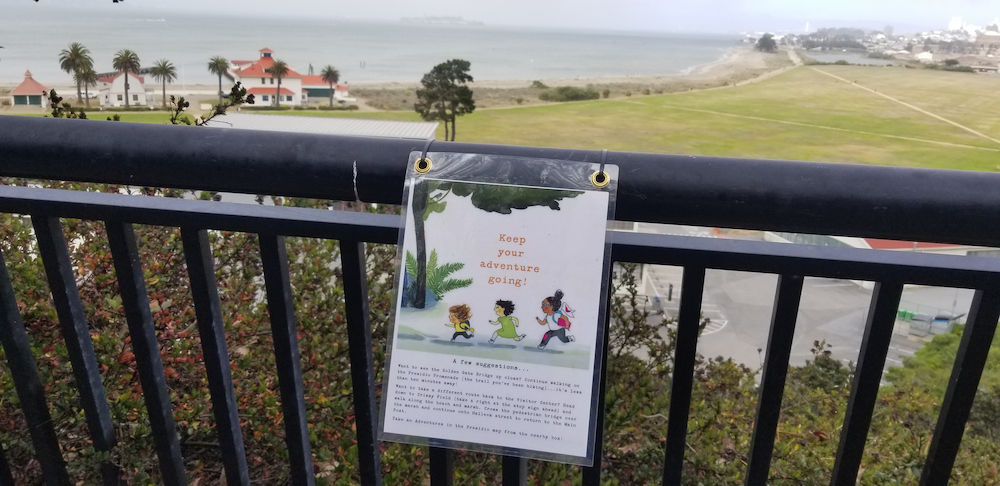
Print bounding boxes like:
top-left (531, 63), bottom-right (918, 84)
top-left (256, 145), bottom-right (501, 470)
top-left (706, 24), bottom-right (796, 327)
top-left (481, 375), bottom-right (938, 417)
top-left (0, 6), bottom-right (739, 88)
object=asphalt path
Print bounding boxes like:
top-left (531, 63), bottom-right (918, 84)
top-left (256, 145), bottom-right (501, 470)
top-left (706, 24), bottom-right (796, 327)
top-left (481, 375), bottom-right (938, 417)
top-left (633, 223), bottom-right (975, 382)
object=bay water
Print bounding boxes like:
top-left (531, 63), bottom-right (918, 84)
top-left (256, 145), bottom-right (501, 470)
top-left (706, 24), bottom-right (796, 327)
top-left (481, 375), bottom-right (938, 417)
top-left (1, 6), bottom-right (739, 88)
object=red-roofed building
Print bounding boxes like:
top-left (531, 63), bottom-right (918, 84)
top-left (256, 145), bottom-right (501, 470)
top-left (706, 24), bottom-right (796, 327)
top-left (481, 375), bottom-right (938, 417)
top-left (98, 71), bottom-right (148, 107)
top-left (10, 70), bottom-right (49, 108)
top-left (229, 48), bottom-right (305, 106)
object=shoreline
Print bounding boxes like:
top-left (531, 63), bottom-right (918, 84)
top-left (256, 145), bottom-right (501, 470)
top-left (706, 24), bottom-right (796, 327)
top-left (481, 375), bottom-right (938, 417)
top-left (3, 46), bottom-right (794, 112)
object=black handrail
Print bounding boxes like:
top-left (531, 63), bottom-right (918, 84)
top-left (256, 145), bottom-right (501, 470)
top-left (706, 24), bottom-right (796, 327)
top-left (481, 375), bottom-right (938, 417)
top-left (2, 115), bottom-right (1000, 247)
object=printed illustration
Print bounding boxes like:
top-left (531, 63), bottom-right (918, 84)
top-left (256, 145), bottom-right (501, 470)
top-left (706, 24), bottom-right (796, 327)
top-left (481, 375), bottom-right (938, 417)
top-left (489, 299), bottom-right (526, 344)
top-left (392, 178), bottom-right (606, 370)
top-left (447, 304), bottom-right (475, 341)
top-left (536, 290), bottom-right (575, 349)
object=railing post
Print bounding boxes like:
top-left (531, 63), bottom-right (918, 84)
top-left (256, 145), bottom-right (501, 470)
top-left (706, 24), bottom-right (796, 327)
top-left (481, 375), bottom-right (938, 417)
top-left (32, 216), bottom-right (120, 485)
top-left (180, 227), bottom-right (250, 486)
top-left (831, 281), bottom-right (904, 486)
top-left (105, 221), bottom-right (188, 486)
top-left (339, 240), bottom-right (384, 486)
top-left (662, 266), bottom-right (706, 486)
top-left (744, 275), bottom-right (804, 485)
top-left (0, 248), bottom-right (70, 486)
top-left (920, 286), bottom-right (1000, 485)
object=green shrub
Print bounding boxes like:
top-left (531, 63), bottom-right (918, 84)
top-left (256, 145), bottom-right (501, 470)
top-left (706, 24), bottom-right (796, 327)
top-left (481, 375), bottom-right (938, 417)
top-left (601, 88), bottom-right (610, 98)
top-left (317, 104), bottom-right (360, 111)
top-left (642, 88), bottom-right (651, 95)
top-left (529, 80), bottom-right (549, 89)
top-left (538, 86), bottom-right (600, 102)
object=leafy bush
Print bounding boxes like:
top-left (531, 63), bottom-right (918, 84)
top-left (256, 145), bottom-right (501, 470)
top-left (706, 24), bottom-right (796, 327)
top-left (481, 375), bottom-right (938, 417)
top-left (601, 88), bottom-right (610, 98)
top-left (317, 105), bottom-right (360, 111)
top-left (538, 86), bottom-right (600, 102)
top-left (529, 80), bottom-right (548, 89)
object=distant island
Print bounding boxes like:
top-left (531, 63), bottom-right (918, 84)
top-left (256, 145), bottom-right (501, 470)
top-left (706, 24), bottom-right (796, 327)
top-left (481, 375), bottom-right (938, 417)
top-left (401, 16), bottom-right (485, 26)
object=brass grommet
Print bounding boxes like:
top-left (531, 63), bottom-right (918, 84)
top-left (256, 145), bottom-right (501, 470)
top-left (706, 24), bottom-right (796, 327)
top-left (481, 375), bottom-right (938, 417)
top-left (591, 170), bottom-right (610, 188)
top-left (415, 157), bottom-right (432, 174)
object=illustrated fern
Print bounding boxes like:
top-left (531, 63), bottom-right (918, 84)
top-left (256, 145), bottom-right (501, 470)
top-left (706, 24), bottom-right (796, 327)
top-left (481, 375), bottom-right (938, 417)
top-left (405, 249), bottom-right (472, 301)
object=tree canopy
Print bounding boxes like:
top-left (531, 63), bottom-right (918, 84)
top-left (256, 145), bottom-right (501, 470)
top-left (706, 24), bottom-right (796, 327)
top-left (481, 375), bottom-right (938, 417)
top-left (207, 56), bottom-right (229, 105)
top-left (320, 65), bottom-right (340, 107)
top-left (756, 33), bottom-right (778, 52)
top-left (112, 49), bottom-right (141, 108)
top-left (414, 59), bottom-right (475, 141)
top-left (59, 42), bottom-right (93, 103)
top-left (150, 59), bottom-right (177, 108)
top-left (267, 59), bottom-right (290, 106)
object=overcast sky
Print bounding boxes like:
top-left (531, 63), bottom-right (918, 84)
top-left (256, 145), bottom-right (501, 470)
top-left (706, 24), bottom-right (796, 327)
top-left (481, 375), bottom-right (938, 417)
top-left (18, 0), bottom-right (1000, 33)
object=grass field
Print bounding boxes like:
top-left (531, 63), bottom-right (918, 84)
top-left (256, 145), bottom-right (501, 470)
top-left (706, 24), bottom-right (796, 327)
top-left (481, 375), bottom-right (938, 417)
top-left (7, 64), bottom-right (998, 171)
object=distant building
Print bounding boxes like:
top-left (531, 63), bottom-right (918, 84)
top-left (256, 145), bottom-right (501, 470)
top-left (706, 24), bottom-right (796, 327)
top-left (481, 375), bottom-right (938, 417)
top-left (10, 70), bottom-right (49, 108)
top-left (98, 72), bottom-right (147, 107)
top-left (229, 48), bottom-right (304, 106)
top-left (229, 48), bottom-right (350, 106)
top-left (915, 51), bottom-right (935, 63)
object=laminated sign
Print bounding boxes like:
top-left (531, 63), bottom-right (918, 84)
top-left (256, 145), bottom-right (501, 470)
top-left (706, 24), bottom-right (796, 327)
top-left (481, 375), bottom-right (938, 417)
top-left (379, 150), bottom-right (618, 465)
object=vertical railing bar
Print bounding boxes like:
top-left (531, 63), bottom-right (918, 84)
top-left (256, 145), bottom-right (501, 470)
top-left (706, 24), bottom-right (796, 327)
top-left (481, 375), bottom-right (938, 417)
top-left (0, 248), bottom-right (70, 486)
top-left (743, 274), bottom-right (804, 485)
top-left (31, 216), bottom-right (120, 485)
top-left (179, 227), bottom-right (250, 486)
top-left (339, 240), bottom-right (384, 486)
top-left (258, 233), bottom-right (314, 486)
top-left (429, 447), bottom-right (453, 486)
top-left (830, 281), bottom-right (904, 486)
top-left (582, 277), bottom-right (615, 486)
top-left (502, 455), bottom-right (527, 486)
top-left (919, 286), bottom-right (1000, 486)
top-left (0, 442), bottom-right (13, 486)
top-left (105, 221), bottom-right (187, 486)
top-left (662, 266), bottom-right (706, 486)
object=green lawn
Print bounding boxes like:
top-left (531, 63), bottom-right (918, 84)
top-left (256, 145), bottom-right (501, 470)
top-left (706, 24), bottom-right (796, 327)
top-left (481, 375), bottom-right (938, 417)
top-left (8, 112), bottom-right (174, 124)
top-left (8, 65), bottom-right (999, 171)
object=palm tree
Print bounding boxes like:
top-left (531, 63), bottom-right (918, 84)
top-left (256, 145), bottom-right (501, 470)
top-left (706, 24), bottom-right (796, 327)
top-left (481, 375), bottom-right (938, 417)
top-left (112, 49), bottom-right (141, 108)
top-left (150, 59), bottom-right (177, 109)
top-left (74, 65), bottom-right (98, 108)
top-left (320, 65), bottom-right (340, 107)
top-left (59, 42), bottom-right (93, 104)
top-left (207, 56), bottom-right (229, 105)
top-left (267, 59), bottom-right (289, 107)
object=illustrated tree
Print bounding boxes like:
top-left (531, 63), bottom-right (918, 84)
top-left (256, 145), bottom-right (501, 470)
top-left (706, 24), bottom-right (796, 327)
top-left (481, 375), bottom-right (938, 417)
top-left (58, 42), bottom-right (93, 103)
top-left (267, 59), bottom-right (289, 107)
top-left (756, 33), bottom-right (778, 52)
top-left (149, 59), bottom-right (177, 109)
top-left (73, 65), bottom-right (98, 108)
top-left (112, 49), bottom-right (140, 108)
top-left (207, 55), bottom-right (229, 105)
top-left (320, 64), bottom-right (340, 107)
top-left (414, 59), bottom-right (475, 141)
top-left (408, 180), bottom-right (580, 308)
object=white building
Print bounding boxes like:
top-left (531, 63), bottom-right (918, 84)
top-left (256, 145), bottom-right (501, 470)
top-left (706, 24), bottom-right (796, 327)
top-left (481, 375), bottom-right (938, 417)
top-left (230, 48), bottom-right (304, 106)
top-left (916, 51), bottom-right (935, 63)
top-left (229, 48), bottom-right (351, 106)
top-left (98, 72), bottom-right (148, 107)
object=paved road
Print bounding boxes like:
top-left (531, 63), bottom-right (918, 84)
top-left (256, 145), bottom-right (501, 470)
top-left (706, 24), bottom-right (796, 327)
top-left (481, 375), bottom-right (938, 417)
top-left (634, 223), bottom-right (975, 382)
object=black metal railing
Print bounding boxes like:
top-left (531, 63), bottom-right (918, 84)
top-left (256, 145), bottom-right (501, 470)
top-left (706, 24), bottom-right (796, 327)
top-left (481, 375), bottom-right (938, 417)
top-left (1, 115), bottom-right (999, 485)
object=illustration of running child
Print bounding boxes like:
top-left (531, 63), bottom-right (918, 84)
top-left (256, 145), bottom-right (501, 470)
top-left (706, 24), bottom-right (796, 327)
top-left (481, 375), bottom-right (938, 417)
top-left (489, 300), bottom-right (527, 344)
top-left (536, 290), bottom-right (575, 349)
top-left (447, 304), bottom-right (475, 342)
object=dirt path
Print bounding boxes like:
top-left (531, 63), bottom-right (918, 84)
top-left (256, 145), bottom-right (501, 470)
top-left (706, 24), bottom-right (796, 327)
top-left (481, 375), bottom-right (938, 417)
top-left (810, 67), bottom-right (1000, 146)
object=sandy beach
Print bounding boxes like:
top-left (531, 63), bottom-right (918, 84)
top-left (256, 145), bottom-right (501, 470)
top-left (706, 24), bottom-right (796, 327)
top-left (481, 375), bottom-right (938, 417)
top-left (2, 46), bottom-right (794, 114)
